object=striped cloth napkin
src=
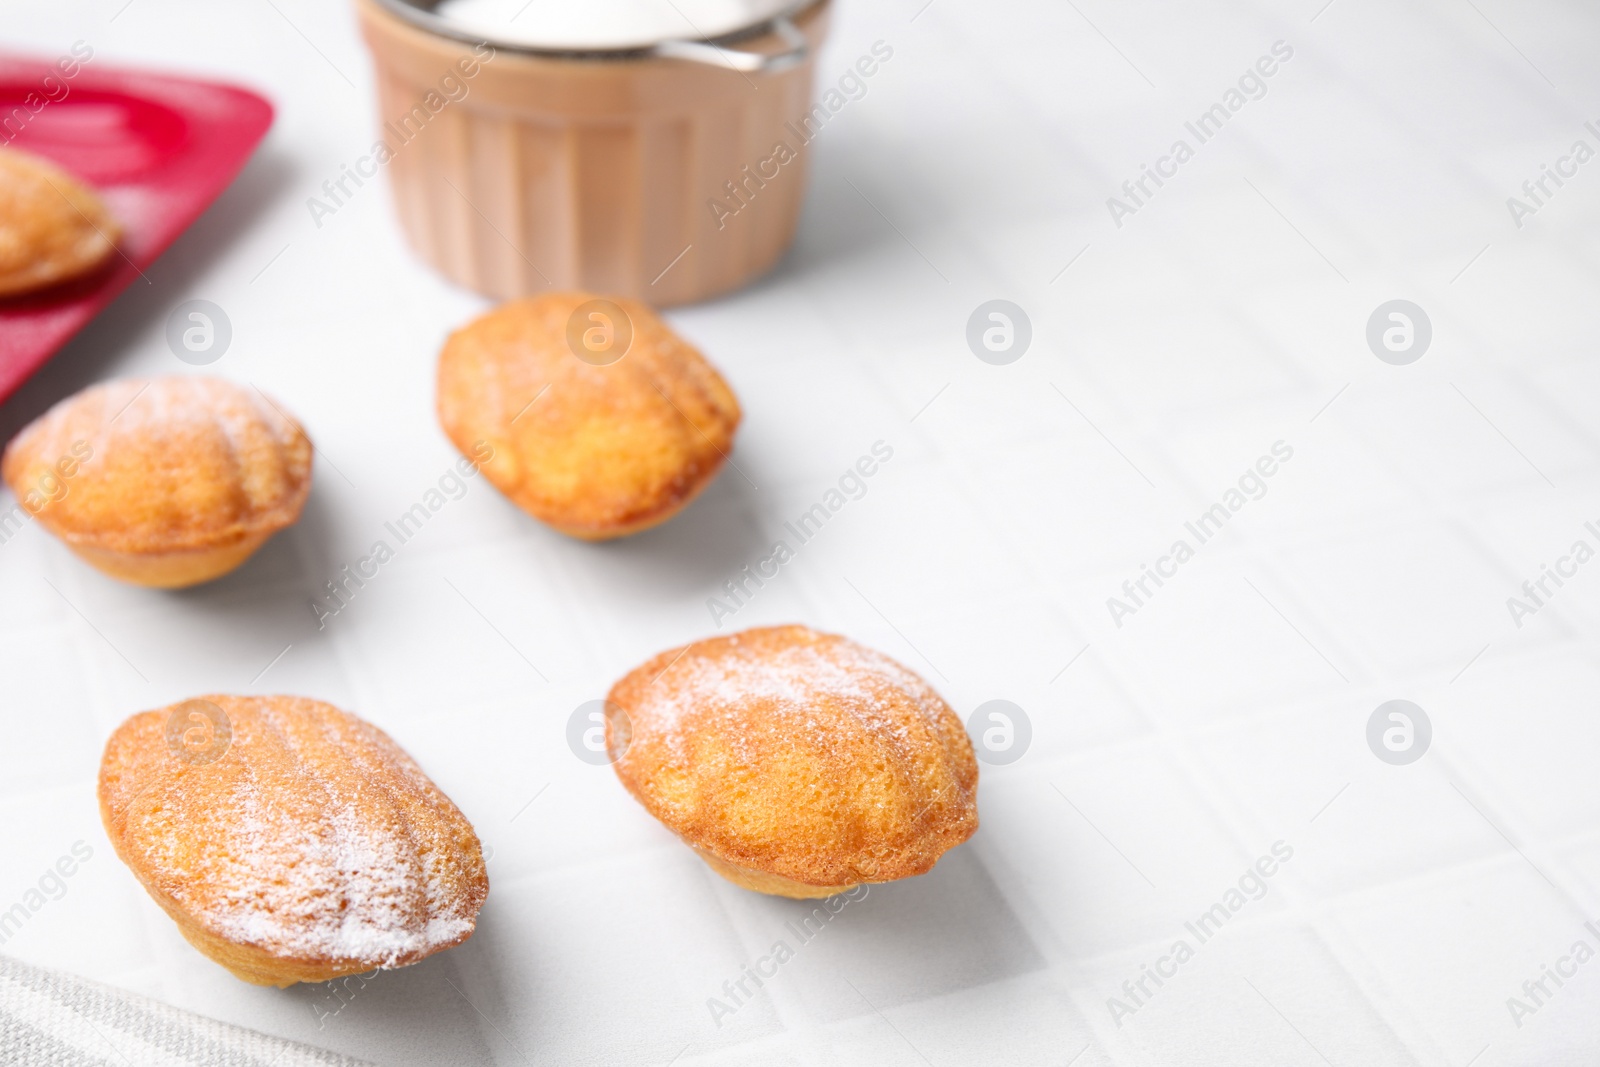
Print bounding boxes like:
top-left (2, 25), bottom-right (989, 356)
top-left (1, 955), bottom-right (371, 1066)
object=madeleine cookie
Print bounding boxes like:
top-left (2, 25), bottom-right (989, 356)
top-left (436, 292), bottom-right (740, 540)
top-left (99, 695), bottom-right (489, 987)
top-left (606, 625), bottom-right (979, 898)
top-left (0, 146), bottom-right (120, 297)
top-left (2, 377), bottom-right (312, 587)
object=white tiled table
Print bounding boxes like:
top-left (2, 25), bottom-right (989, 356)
top-left (4, 1), bottom-right (1600, 1064)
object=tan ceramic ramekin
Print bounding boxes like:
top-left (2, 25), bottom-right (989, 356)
top-left (355, 0), bottom-right (831, 307)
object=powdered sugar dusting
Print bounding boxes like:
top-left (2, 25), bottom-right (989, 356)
top-left (6, 376), bottom-right (313, 551)
top-left (625, 628), bottom-right (946, 756)
top-left (189, 792), bottom-right (468, 967)
top-left (108, 696), bottom-right (484, 973)
top-left (606, 626), bottom-right (978, 887)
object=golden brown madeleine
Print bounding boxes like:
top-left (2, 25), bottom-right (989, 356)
top-left (1, 377), bottom-right (312, 587)
top-left (98, 695), bottom-right (489, 987)
top-left (607, 625), bottom-right (979, 898)
top-left (0, 146), bottom-right (120, 297)
top-left (436, 292), bottom-right (741, 540)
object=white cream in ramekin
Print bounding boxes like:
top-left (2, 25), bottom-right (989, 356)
top-left (433, 0), bottom-right (798, 50)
